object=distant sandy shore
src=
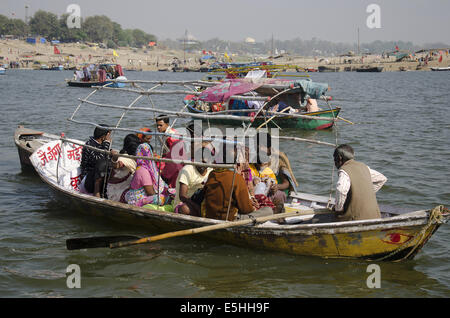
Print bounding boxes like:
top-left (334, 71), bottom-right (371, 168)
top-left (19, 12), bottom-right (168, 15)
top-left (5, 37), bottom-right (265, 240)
top-left (1, 39), bottom-right (448, 72)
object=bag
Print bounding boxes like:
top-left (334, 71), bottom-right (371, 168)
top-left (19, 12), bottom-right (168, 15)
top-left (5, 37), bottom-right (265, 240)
top-left (143, 203), bottom-right (174, 212)
top-left (190, 188), bottom-right (205, 205)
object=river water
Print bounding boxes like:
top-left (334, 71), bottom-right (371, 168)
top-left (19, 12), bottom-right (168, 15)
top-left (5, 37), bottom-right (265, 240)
top-left (0, 69), bottom-right (449, 298)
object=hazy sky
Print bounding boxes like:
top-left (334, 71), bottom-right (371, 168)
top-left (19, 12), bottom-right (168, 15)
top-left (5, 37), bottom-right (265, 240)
top-left (2, 0), bottom-right (449, 45)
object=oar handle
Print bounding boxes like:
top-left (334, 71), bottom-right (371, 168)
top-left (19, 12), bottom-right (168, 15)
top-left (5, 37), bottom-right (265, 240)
top-left (256, 106), bottom-right (291, 130)
top-left (109, 209), bottom-right (332, 249)
top-left (337, 116), bottom-right (354, 125)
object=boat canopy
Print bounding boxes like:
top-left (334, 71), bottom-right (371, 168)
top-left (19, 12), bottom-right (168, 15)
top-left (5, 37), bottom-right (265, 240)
top-left (198, 78), bottom-right (329, 103)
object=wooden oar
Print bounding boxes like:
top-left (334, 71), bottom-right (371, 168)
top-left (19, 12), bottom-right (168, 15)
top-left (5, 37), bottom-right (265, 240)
top-left (256, 106), bottom-right (291, 130)
top-left (337, 116), bottom-right (354, 125)
top-left (109, 209), bottom-right (332, 249)
top-left (66, 235), bottom-right (140, 250)
top-left (66, 209), bottom-right (332, 250)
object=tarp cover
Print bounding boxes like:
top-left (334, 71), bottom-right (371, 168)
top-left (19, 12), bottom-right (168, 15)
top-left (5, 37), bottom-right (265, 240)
top-left (198, 78), bottom-right (328, 103)
top-left (295, 80), bottom-right (329, 99)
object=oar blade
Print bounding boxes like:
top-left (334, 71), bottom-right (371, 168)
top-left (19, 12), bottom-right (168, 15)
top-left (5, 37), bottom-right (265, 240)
top-left (66, 235), bottom-right (140, 250)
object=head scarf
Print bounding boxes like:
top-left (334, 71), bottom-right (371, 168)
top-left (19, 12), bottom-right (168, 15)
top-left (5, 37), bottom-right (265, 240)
top-left (136, 127), bottom-right (151, 143)
top-left (136, 143), bottom-right (157, 180)
top-left (136, 143), bottom-right (169, 203)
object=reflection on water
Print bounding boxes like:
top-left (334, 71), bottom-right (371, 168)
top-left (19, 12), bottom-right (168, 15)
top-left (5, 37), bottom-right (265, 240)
top-left (0, 69), bottom-right (449, 297)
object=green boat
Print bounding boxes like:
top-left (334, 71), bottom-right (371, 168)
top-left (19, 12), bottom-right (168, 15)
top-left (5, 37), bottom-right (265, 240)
top-left (185, 102), bottom-right (340, 130)
top-left (184, 77), bottom-right (340, 130)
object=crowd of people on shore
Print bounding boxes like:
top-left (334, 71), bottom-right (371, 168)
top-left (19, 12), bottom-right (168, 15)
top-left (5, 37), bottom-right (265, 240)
top-left (78, 115), bottom-right (387, 223)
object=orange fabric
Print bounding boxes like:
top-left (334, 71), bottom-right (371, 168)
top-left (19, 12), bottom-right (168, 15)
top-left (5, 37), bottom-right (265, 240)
top-left (136, 127), bottom-right (151, 142)
top-left (202, 169), bottom-right (254, 221)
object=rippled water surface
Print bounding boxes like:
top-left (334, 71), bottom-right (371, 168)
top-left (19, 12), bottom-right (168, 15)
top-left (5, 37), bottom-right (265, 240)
top-left (0, 69), bottom-right (449, 297)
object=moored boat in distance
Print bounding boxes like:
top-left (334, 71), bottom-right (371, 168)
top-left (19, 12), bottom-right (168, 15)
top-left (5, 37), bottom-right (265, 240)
top-left (14, 125), bottom-right (449, 261)
top-left (0, 67), bottom-right (5, 75)
top-left (318, 66), bottom-right (340, 72)
top-left (356, 66), bottom-right (384, 72)
top-left (66, 63), bottom-right (127, 88)
top-left (66, 77), bottom-right (127, 88)
top-left (430, 66), bottom-right (450, 71)
top-left (40, 64), bottom-right (64, 70)
top-left (185, 76), bottom-right (340, 130)
top-left (186, 100), bottom-right (340, 130)
top-left (205, 63), bottom-right (305, 80)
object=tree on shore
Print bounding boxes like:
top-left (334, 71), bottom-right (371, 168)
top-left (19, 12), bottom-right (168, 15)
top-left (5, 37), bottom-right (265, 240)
top-left (1, 10), bottom-right (447, 55)
top-left (0, 10), bottom-right (157, 48)
top-left (28, 10), bottom-right (60, 39)
top-left (0, 14), bottom-right (30, 37)
top-left (58, 14), bottom-right (87, 43)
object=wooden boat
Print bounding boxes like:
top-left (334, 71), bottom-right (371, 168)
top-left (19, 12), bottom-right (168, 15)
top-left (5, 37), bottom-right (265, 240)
top-left (186, 101), bottom-right (340, 130)
top-left (318, 66), bottom-right (340, 72)
top-left (184, 77), bottom-right (340, 130)
top-left (206, 64), bottom-right (307, 79)
top-left (124, 68), bottom-right (143, 72)
top-left (356, 66), bottom-right (383, 72)
top-left (14, 126), bottom-right (449, 261)
top-left (430, 67), bottom-right (450, 71)
top-left (208, 61), bottom-right (274, 72)
top-left (41, 64), bottom-right (64, 71)
top-left (66, 79), bottom-right (126, 88)
top-left (67, 63), bottom-right (127, 88)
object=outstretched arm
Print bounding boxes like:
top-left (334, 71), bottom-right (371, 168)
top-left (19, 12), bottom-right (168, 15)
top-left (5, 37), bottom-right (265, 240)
top-left (369, 168), bottom-right (387, 193)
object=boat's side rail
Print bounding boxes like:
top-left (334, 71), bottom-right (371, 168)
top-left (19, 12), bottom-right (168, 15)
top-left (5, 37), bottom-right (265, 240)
top-left (251, 211), bottom-right (434, 234)
top-left (40, 168), bottom-right (438, 236)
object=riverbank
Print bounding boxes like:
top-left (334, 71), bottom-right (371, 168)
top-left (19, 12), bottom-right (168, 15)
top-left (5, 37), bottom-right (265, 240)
top-left (1, 39), bottom-right (448, 72)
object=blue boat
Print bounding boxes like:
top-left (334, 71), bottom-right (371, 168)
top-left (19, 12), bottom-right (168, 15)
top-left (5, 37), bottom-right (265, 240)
top-left (0, 67), bottom-right (5, 75)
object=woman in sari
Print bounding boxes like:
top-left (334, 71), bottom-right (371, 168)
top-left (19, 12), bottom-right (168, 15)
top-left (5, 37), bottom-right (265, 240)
top-left (125, 143), bottom-right (171, 207)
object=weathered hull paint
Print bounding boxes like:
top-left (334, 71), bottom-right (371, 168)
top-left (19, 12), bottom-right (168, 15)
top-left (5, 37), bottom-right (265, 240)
top-left (14, 126), bottom-right (447, 261)
top-left (187, 106), bottom-right (340, 130)
top-left (67, 80), bottom-right (126, 88)
top-left (46, 178), bottom-right (444, 261)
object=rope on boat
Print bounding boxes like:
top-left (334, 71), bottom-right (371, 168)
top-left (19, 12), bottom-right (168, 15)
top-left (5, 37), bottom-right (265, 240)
top-left (76, 98), bottom-right (255, 122)
top-left (60, 137), bottom-right (235, 169)
top-left (324, 96), bottom-right (339, 209)
top-left (97, 86), bottom-right (271, 101)
top-left (374, 205), bottom-right (445, 262)
top-left (67, 118), bottom-right (336, 148)
top-left (68, 74), bottom-right (340, 205)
